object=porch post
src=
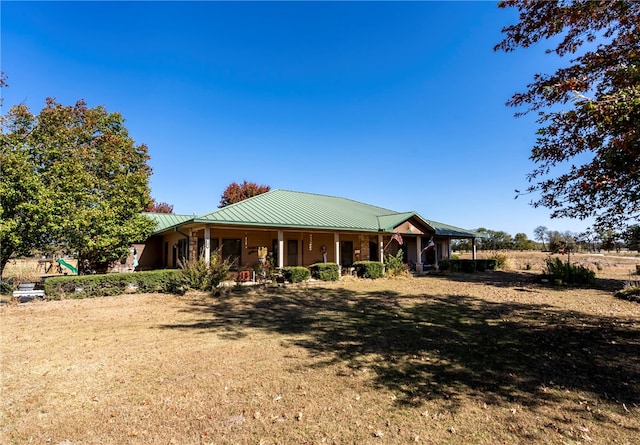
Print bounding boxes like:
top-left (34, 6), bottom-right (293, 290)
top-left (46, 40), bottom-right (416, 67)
top-left (278, 230), bottom-right (284, 269)
top-left (204, 226), bottom-right (211, 267)
top-left (334, 233), bottom-right (340, 265)
top-left (378, 234), bottom-right (384, 263)
top-left (416, 236), bottom-right (422, 270)
top-left (472, 238), bottom-right (477, 260)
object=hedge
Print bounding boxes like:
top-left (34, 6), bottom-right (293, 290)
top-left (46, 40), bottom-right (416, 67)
top-left (309, 263), bottom-right (340, 281)
top-left (43, 270), bottom-right (184, 299)
top-left (353, 261), bottom-right (384, 279)
top-left (282, 266), bottom-right (310, 283)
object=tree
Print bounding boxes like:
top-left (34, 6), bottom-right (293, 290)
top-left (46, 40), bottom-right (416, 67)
top-left (1, 98), bottom-right (155, 274)
top-left (547, 230), bottom-right (565, 253)
top-left (496, 1), bottom-right (640, 230)
top-left (623, 224), bottom-right (640, 251)
top-left (219, 180), bottom-right (270, 208)
top-left (145, 199), bottom-right (174, 214)
top-left (475, 228), bottom-right (513, 250)
top-left (513, 232), bottom-right (535, 250)
top-left (533, 225), bottom-right (548, 251)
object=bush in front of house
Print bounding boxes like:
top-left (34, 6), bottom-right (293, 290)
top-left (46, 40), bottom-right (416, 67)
top-left (353, 261), bottom-right (384, 279)
top-left (178, 256), bottom-right (230, 291)
top-left (384, 250), bottom-right (408, 277)
top-left (282, 266), bottom-right (310, 283)
top-left (44, 269), bottom-right (185, 299)
top-left (309, 263), bottom-right (340, 281)
top-left (476, 259), bottom-right (498, 271)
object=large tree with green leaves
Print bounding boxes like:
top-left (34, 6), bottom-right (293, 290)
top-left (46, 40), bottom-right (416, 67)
top-left (496, 1), bottom-right (640, 229)
top-left (1, 98), bottom-right (155, 274)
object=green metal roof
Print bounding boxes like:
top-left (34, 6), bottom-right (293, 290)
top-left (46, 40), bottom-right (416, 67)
top-left (146, 190), bottom-right (478, 238)
top-left (144, 212), bottom-right (194, 234)
top-left (422, 218), bottom-right (482, 238)
top-left (377, 212), bottom-right (416, 232)
top-left (196, 189), bottom-right (394, 231)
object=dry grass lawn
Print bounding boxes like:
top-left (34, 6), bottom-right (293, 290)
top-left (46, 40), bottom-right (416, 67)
top-left (1, 252), bottom-right (639, 444)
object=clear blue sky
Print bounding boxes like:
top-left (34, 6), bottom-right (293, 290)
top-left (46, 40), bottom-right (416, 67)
top-left (2, 1), bottom-right (592, 239)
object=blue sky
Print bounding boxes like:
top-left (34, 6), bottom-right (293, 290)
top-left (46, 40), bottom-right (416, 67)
top-left (2, 1), bottom-right (592, 238)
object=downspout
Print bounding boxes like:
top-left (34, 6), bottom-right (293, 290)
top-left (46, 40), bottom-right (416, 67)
top-left (175, 228), bottom-right (190, 260)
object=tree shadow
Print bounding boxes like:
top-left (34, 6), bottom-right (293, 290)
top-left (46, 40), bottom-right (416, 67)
top-left (434, 269), bottom-right (631, 293)
top-left (159, 284), bottom-right (640, 411)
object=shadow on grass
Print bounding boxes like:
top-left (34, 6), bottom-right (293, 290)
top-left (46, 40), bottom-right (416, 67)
top-left (432, 269), bottom-right (632, 293)
top-left (160, 284), bottom-right (640, 410)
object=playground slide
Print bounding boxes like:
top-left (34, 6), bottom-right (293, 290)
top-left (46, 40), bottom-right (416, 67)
top-left (56, 258), bottom-right (78, 275)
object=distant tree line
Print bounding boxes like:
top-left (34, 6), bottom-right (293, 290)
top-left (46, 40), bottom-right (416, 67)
top-left (452, 225), bottom-right (640, 254)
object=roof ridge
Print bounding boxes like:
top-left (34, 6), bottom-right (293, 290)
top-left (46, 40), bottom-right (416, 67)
top-left (142, 212), bottom-right (195, 217)
top-left (277, 189), bottom-right (399, 213)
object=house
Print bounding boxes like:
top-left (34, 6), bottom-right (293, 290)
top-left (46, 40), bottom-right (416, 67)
top-left (133, 189), bottom-right (480, 273)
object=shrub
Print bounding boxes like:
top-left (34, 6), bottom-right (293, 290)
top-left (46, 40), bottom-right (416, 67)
top-left (438, 259), bottom-right (451, 271)
top-left (476, 259), bottom-right (498, 271)
top-left (353, 261), bottom-right (384, 279)
top-left (488, 252), bottom-right (509, 270)
top-left (178, 255), bottom-right (230, 291)
top-left (543, 257), bottom-right (596, 286)
top-left (282, 266), bottom-right (310, 283)
top-left (460, 260), bottom-right (477, 273)
top-left (309, 263), bottom-right (340, 281)
top-left (384, 250), bottom-right (408, 277)
top-left (178, 257), bottom-right (209, 290)
top-left (44, 270), bottom-right (185, 299)
top-left (0, 279), bottom-right (15, 295)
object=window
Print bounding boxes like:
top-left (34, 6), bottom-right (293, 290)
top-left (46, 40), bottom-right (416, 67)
top-left (221, 239), bottom-right (241, 270)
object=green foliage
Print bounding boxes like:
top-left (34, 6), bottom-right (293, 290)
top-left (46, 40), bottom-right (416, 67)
top-left (543, 257), bottom-right (596, 286)
top-left (0, 279), bottom-right (15, 295)
top-left (513, 233), bottom-right (535, 250)
top-left (438, 259), bottom-right (451, 271)
top-left (178, 255), bottom-right (230, 291)
top-left (496, 1), bottom-right (640, 229)
top-left (282, 266), bottom-right (310, 283)
top-left (309, 263), bottom-right (340, 281)
top-left (43, 270), bottom-right (184, 299)
top-left (475, 228), bottom-right (513, 250)
top-left (384, 250), bottom-right (408, 277)
top-left (0, 99), bottom-right (154, 273)
top-left (487, 252), bottom-right (508, 270)
top-left (623, 225), bottom-right (640, 252)
top-left (353, 261), bottom-right (384, 279)
top-left (460, 260), bottom-right (477, 273)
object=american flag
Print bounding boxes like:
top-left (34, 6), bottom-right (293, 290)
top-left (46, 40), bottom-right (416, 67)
top-left (391, 233), bottom-right (403, 245)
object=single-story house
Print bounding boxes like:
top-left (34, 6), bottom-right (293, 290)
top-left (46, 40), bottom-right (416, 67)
top-left (131, 189), bottom-right (480, 274)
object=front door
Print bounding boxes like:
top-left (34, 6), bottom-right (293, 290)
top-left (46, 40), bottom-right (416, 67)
top-left (287, 240), bottom-right (298, 266)
top-left (341, 241), bottom-right (354, 267)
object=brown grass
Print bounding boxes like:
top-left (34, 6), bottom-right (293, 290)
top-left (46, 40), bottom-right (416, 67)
top-left (1, 253), bottom-right (639, 444)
